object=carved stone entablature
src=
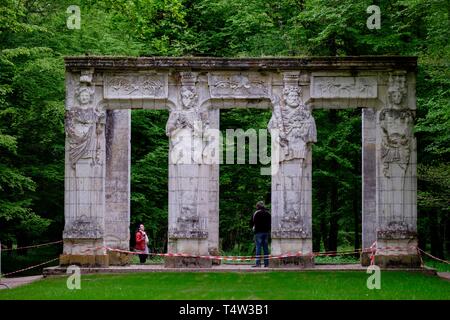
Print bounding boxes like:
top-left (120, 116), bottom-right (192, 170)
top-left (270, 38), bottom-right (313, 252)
top-left (104, 73), bottom-right (167, 99)
top-left (208, 73), bottom-right (269, 98)
top-left (311, 76), bottom-right (377, 98)
top-left (272, 214), bottom-right (311, 239)
top-left (63, 217), bottom-right (104, 239)
top-left (180, 71), bottom-right (197, 86)
top-left (66, 85), bottom-right (106, 168)
top-left (80, 68), bottom-right (94, 84)
top-left (377, 221), bottom-right (417, 240)
top-left (379, 108), bottom-right (414, 177)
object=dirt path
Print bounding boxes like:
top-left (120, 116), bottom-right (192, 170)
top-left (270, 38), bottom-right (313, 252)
top-left (437, 272), bottom-right (450, 281)
top-left (0, 275), bottom-right (43, 290)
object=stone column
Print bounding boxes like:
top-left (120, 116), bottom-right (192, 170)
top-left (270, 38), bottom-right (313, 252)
top-left (374, 72), bottom-right (419, 267)
top-left (61, 69), bottom-right (109, 267)
top-left (206, 108), bottom-right (220, 259)
top-left (269, 72), bottom-right (316, 267)
top-left (104, 109), bottom-right (131, 265)
top-left (165, 72), bottom-right (218, 267)
top-left (361, 108), bottom-right (377, 265)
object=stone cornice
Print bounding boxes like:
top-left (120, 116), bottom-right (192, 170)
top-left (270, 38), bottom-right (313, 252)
top-left (65, 56), bottom-right (418, 72)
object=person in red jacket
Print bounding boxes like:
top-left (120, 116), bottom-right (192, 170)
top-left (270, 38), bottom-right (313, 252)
top-left (135, 224), bottom-right (149, 264)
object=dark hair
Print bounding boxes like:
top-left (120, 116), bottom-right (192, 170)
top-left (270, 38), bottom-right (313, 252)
top-left (256, 201), bottom-right (265, 210)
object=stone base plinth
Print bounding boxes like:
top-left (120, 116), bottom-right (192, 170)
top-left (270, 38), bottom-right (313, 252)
top-left (269, 256), bottom-right (314, 268)
top-left (164, 256), bottom-right (212, 268)
top-left (360, 252), bottom-right (372, 266)
top-left (59, 254), bottom-right (109, 267)
top-left (107, 251), bottom-right (131, 266)
top-left (374, 254), bottom-right (421, 268)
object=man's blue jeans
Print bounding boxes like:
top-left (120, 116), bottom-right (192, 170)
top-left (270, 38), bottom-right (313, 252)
top-left (255, 232), bottom-right (269, 266)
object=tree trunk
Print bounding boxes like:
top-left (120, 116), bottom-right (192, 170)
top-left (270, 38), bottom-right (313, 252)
top-left (313, 181), bottom-right (327, 252)
top-left (430, 208), bottom-right (443, 258)
top-left (327, 182), bottom-right (339, 254)
top-left (327, 110), bottom-right (339, 254)
top-left (446, 213), bottom-right (450, 257)
top-left (353, 184), bottom-right (360, 257)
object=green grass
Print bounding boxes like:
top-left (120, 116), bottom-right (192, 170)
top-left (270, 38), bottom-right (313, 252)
top-left (0, 271), bottom-right (448, 300)
top-left (423, 258), bottom-right (450, 272)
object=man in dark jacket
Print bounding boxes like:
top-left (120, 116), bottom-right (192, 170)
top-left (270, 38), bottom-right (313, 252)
top-left (249, 201), bottom-right (271, 267)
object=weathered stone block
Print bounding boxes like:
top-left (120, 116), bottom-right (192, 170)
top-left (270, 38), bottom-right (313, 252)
top-left (164, 256), bottom-right (212, 268)
top-left (59, 254), bottom-right (109, 267)
top-left (374, 254), bottom-right (421, 268)
top-left (269, 256), bottom-right (314, 268)
top-left (107, 251), bottom-right (131, 266)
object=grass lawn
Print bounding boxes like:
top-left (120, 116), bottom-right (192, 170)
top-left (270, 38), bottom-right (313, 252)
top-left (0, 271), bottom-right (449, 300)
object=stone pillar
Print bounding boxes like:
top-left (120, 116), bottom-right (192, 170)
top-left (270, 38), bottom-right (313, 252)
top-left (165, 72), bottom-right (218, 267)
top-left (207, 108), bottom-right (220, 258)
top-left (374, 72), bottom-right (419, 267)
top-left (61, 69), bottom-right (109, 267)
top-left (361, 108), bottom-right (377, 265)
top-left (104, 109), bottom-right (131, 265)
top-left (269, 72), bottom-right (316, 267)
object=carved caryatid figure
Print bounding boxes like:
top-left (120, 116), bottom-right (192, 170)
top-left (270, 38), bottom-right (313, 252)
top-left (380, 74), bottom-right (414, 178)
top-left (379, 73), bottom-right (415, 228)
top-left (269, 86), bottom-right (317, 163)
top-left (66, 85), bottom-right (105, 168)
top-left (166, 86), bottom-right (209, 164)
top-left (166, 81), bottom-right (209, 240)
top-left (269, 83), bottom-right (316, 238)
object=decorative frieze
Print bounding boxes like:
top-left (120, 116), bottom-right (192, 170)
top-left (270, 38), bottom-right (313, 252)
top-left (208, 73), bottom-right (269, 98)
top-left (104, 73), bottom-right (167, 99)
top-left (311, 76), bottom-right (377, 98)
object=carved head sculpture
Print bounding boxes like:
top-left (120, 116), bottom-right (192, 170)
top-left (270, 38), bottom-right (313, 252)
top-left (388, 74), bottom-right (407, 108)
top-left (283, 86), bottom-right (302, 108)
top-left (75, 85), bottom-right (95, 106)
top-left (181, 87), bottom-right (198, 109)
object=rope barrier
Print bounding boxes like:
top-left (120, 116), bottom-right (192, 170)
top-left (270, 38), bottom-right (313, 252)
top-left (369, 241), bottom-right (377, 265)
top-left (1, 238), bottom-right (448, 278)
top-left (417, 248), bottom-right (450, 264)
top-left (1, 258), bottom-right (59, 278)
top-left (1, 240), bottom-right (62, 252)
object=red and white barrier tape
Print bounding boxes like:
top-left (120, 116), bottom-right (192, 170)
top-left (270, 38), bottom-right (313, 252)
top-left (369, 241), bottom-right (377, 266)
top-left (78, 245), bottom-right (428, 262)
top-left (1, 240), bottom-right (62, 251)
top-left (417, 248), bottom-right (450, 264)
top-left (1, 258), bottom-right (59, 278)
top-left (106, 247), bottom-right (371, 261)
top-left (1, 240), bottom-right (448, 278)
